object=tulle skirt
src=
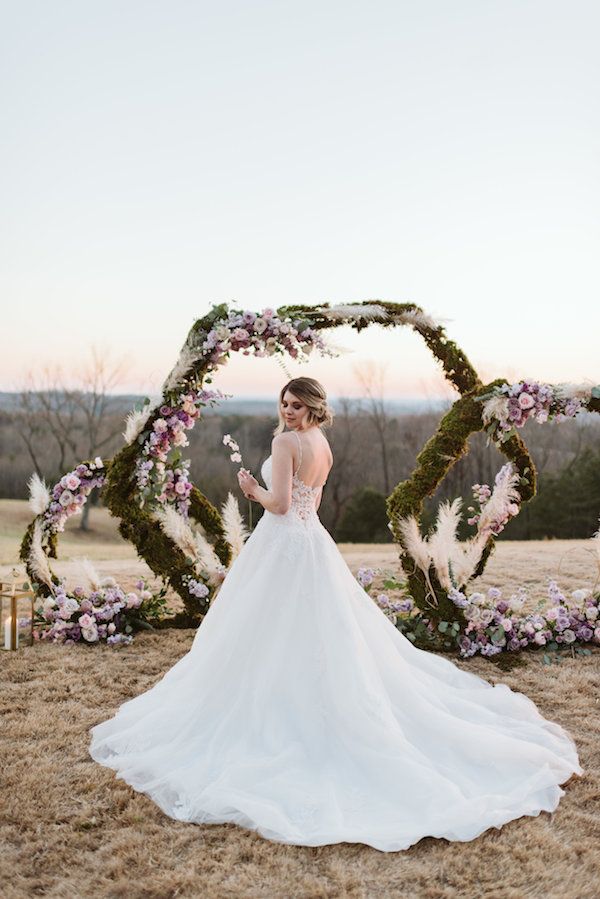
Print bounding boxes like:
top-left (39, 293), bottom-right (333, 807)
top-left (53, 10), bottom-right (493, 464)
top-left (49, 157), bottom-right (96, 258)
top-left (89, 510), bottom-right (583, 851)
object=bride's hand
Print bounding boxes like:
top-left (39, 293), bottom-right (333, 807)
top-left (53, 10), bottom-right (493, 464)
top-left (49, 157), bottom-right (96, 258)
top-left (237, 468), bottom-right (259, 500)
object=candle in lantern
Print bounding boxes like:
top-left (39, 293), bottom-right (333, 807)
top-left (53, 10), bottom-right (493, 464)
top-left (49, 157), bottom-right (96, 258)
top-left (4, 615), bottom-right (18, 649)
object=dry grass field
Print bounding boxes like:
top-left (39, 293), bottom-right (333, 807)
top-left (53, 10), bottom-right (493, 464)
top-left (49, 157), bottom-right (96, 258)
top-left (2, 499), bottom-right (600, 898)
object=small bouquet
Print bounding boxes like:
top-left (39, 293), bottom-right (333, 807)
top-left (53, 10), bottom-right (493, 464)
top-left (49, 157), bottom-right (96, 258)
top-left (223, 433), bottom-right (255, 527)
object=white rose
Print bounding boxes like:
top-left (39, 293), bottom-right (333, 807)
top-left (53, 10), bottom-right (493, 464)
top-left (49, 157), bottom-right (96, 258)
top-left (465, 604), bottom-right (481, 622)
top-left (81, 625), bottom-right (99, 642)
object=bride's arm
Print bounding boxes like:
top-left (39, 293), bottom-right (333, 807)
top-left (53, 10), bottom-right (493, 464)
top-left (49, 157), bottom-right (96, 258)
top-left (239, 435), bottom-right (293, 515)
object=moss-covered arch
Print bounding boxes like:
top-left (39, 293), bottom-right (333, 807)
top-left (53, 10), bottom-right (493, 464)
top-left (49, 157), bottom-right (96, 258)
top-left (21, 300), bottom-right (541, 627)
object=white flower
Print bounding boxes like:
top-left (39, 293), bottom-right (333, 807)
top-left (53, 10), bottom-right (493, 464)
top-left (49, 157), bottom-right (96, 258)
top-left (571, 588), bottom-right (591, 602)
top-left (173, 431), bottom-right (188, 447)
top-left (230, 452), bottom-right (242, 463)
top-left (585, 606), bottom-right (598, 621)
top-left (81, 624), bottom-right (99, 642)
top-left (59, 490), bottom-right (74, 507)
top-left (64, 597), bottom-right (79, 615)
top-left (465, 604), bottom-right (481, 621)
top-left (43, 597), bottom-right (56, 611)
top-left (94, 456), bottom-right (104, 468)
top-left (215, 325), bottom-right (230, 340)
top-left (253, 317), bottom-right (267, 334)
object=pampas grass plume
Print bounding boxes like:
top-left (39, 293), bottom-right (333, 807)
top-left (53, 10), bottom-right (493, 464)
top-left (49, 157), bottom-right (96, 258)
top-left (28, 473), bottom-right (51, 516)
top-left (29, 520), bottom-right (55, 590)
top-left (220, 492), bottom-right (249, 560)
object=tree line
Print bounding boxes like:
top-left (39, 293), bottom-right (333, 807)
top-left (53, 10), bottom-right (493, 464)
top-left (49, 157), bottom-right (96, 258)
top-left (3, 372), bottom-right (599, 541)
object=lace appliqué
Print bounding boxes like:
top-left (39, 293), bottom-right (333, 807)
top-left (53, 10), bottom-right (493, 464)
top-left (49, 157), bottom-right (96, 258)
top-left (290, 475), bottom-right (320, 522)
top-left (260, 455), bottom-right (320, 526)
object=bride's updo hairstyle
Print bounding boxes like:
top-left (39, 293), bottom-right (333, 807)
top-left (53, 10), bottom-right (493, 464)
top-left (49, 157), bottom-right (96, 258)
top-left (273, 377), bottom-right (335, 436)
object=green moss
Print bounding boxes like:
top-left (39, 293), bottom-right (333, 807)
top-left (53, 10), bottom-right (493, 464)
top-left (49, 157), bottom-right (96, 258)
top-left (387, 382), bottom-right (536, 622)
top-left (20, 301), bottom-right (591, 636)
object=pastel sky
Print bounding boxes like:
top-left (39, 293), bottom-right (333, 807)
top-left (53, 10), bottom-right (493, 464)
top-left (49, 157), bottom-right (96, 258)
top-left (2, 1), bottom-right (598, 401)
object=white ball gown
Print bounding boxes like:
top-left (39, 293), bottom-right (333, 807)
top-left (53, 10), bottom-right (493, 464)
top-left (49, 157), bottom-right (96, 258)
top-left (89, 443), bottom-right (583, 853)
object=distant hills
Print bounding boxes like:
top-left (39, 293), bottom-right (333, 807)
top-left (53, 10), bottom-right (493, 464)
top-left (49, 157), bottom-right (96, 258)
top-left (0, 391), bottom-right (451, 417)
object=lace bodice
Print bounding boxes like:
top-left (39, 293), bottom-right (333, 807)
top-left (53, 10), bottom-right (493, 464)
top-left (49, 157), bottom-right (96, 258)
top-left (260, 432), bottom-right (326, 523)
top-left (260, 455), bottom-right (322, 522)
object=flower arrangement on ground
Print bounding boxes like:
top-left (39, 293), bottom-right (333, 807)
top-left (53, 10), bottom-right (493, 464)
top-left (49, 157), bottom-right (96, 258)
top-left (357, 520), bottom-right (600, 663)
top-left (32, 563), bottom-right (171, 647)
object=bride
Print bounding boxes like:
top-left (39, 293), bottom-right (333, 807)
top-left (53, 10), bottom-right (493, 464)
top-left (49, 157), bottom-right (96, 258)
top-left (89, 376), bottom-right (583, 852)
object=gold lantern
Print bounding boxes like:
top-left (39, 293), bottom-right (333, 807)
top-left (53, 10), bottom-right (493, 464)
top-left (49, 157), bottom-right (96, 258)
top-left (1, 581), bottom-right (35, 650)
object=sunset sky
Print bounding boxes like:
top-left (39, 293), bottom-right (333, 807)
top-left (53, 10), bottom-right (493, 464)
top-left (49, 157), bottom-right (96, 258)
top-left (2, 1), bottom-right (598, 402)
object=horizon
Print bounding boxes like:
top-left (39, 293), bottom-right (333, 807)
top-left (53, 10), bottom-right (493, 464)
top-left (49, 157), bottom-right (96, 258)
top-left (2, 2), bottom-right (599, 392)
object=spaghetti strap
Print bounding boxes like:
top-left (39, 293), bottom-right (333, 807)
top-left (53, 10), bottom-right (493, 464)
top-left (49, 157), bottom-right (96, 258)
top-left (292, 430), bottom-right (302, 477)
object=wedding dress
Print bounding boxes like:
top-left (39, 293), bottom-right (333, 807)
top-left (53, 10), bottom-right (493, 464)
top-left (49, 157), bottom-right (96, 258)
top-left (89, 432), bottom-right (583, 852)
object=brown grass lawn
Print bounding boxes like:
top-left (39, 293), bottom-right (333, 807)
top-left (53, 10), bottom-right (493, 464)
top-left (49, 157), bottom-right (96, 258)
top-left (2, 500), bottom-right (600, 898)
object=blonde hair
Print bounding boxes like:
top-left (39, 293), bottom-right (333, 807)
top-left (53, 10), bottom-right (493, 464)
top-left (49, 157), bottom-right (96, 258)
top-left (273, 377), bottom-right (335, 436)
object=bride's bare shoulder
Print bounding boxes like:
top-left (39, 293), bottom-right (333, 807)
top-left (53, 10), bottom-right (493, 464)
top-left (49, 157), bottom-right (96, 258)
top-left (271, 432), bottom-right (295, 452)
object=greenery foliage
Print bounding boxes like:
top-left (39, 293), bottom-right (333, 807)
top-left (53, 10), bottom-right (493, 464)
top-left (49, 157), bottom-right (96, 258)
top-left (336, 487), bottom-right (393, 543)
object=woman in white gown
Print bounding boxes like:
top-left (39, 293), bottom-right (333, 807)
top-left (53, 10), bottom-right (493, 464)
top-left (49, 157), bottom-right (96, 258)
top-left (89, 376), bottom-right (583, 852)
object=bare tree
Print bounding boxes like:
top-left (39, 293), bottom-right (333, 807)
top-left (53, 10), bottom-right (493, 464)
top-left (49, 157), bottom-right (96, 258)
top-left (16, 349), bottom-right (128, 530)
top-left (17, 368), bottom-right (81, 478)
top-left (353, 360), bottom-right (394, 494)
top-left (327, 396), bottom-right (363, 532)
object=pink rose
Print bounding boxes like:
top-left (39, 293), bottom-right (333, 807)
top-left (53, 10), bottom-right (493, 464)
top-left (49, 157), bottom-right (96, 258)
top-left (65, 474), bottom-right (81, 490)
top-left (518, 392), bottom-right (535, 410)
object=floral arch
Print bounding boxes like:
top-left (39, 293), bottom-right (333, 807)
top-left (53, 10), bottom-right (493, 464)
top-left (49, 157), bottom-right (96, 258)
top-left (20, 300), bottom-right (600, 637)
